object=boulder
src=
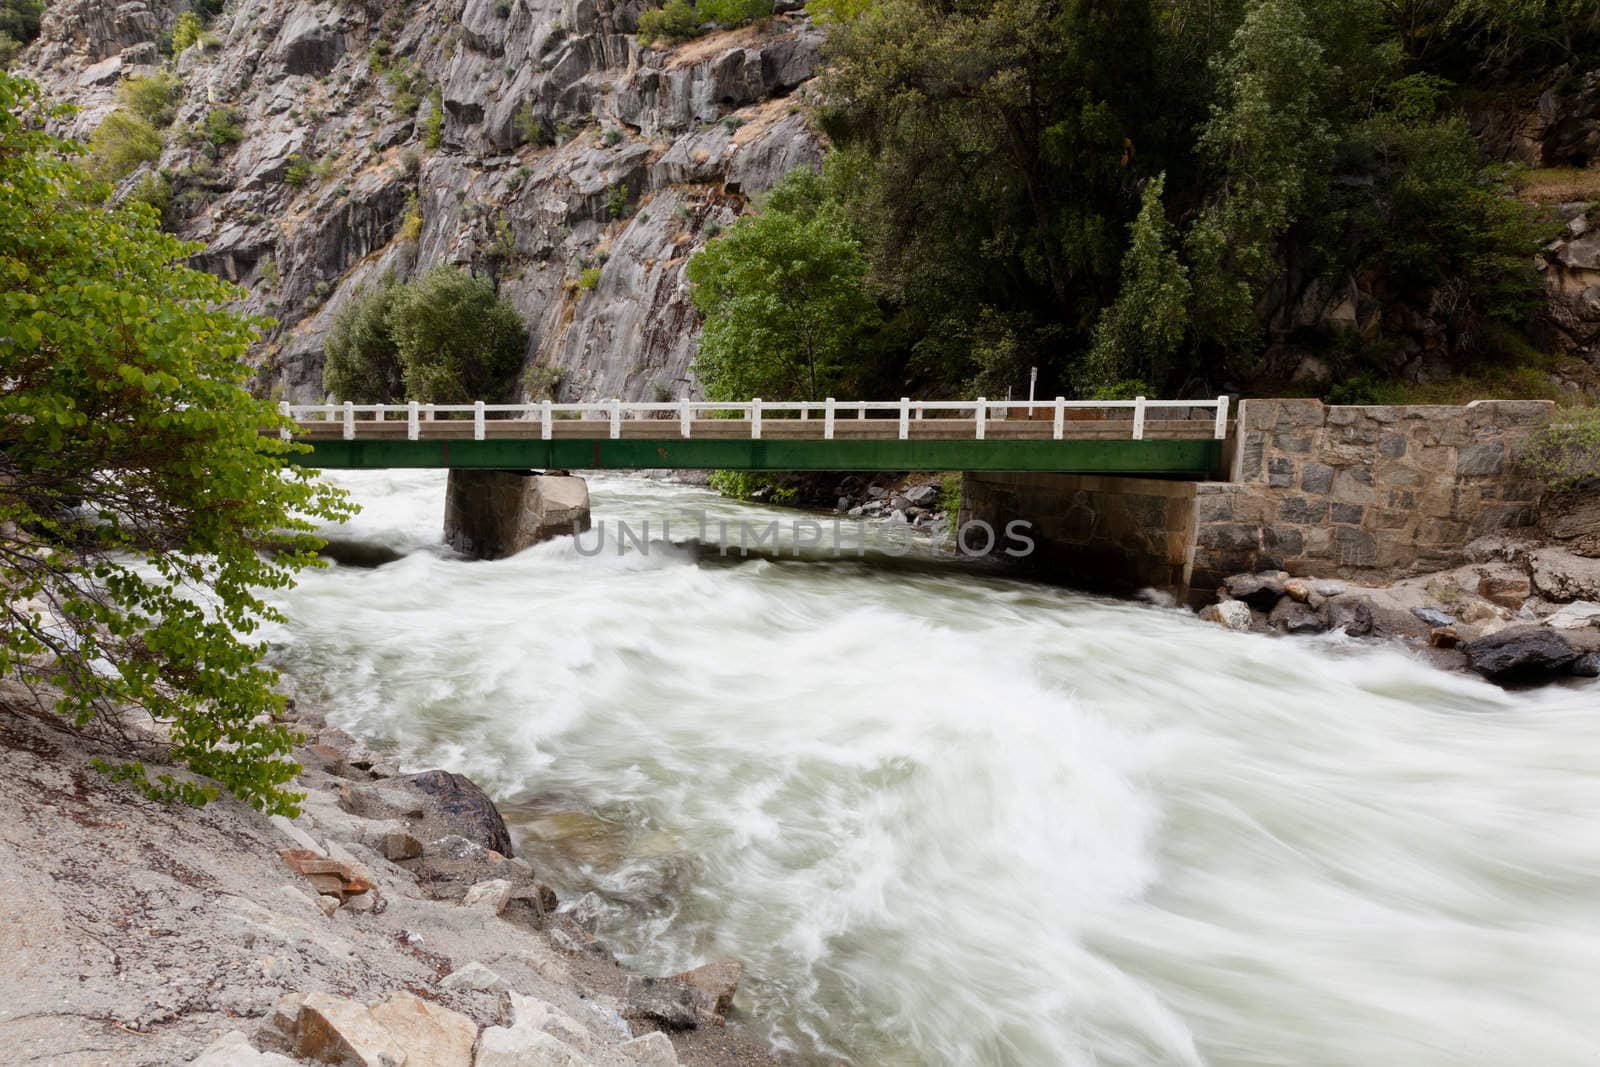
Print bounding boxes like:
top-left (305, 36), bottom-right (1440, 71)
top-left (1411, 607), bottom-right (1456, 628)
top-left (1197, 600), bottom-right (1253, 632)
top-left (1283, 578), bottom-right (1312, 603)
top-left (1269, 598), bottom-right (1326, 634)
top-left (1546, 601), bottom-right (1600, 630)
top-left (440, 961), bottom-right (508, 993)
top-left (904, 484), bottom-right (939, 507)
top-left (380, 831), bottom-right (425, 862)
top-left (475, 1028), bottom-right (589, 1067)
top-left (1477, 572), bottom-right (1532, 609)
top-left (1223, 571), bottom-right (1288, 609)
top-left (279, 848), bottom-right (373, 901)
top-left (1462, 627), bottom-right (1580, 684)
top-left (341, 770), bottom-right (515, 856)
top-left (367, 992), bottom-right (477, 1067)
top-left (622, 1031), bottom-right (679, 1066)
top-left (294, 993), bottom-right (408, 1067)
top-left (1573, 654), bottom-right (1600, 678)
top-left (671, 959), bottom-right (742, 1023)
top-left (1321, 596), bottom-right (1374, 637)
top-left (624, 976), bottom-right (700, 1030)
top-left (1531, 548), bottom-right (1600, 602)
top-left (190, 1030), bottom-right (298, 1066)
top-left (287, 991), bottom-right (476, 1067)
top-left (463, 878), bottom-right (515, 915)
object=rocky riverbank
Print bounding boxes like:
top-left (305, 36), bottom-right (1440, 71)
top-left (1198, 532), bottom-right (1600, 686)
top-left (0, 691), bottom-right (779, 1067)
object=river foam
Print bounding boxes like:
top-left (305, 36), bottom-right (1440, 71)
top-left (264, 469), bottom-right (1600, 1067)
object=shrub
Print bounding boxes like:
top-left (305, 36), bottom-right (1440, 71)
top-left (282, 155), bottom-right (312, 186)
top-left (128, 171), bottom-right (171, 221)
top-left (399, 194), bottom-right (423, 242)
top-left (203, 107), bottom-right (243, 146)
top-left (514, 100), bottom-right (542, 146)
top-left (171, 11), bottom-right (204, 52)
top-left (521, 362), bottom-right (564, 400)
top-left (1521, 409), bottom-right (1600, 494)
top-left (117, 71), bottom-right (181, 127)
top-left (424, 88), bottom-right (443, 149)
top-left (494, 0), bottom-right (511, 15)
top-left (697, 0), bottom-right (771, 26)
top-left (637, 0), bottom-right (700, 45)
top-left (607, 183), bottom-right (633, 218)
top-left (88, 111), bottom-right (162, 182)
top-left (601, 126), bottom-right (622, 147)
top-left (577, 265), bottom-right (602, 290)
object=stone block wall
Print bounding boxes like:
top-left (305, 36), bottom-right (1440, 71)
top-left (960, 473), bottom-right (1197, 596)
top-left (1190, 399), bottom-right (1553, 593)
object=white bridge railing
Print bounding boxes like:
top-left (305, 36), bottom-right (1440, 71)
top-left (281, 397), bottom-right (1231, 443)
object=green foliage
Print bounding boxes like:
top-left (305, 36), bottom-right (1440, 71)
top-left (171, 11), bottom-right (204, 52)
top-left (696, 0), bottom-right (772, 25)
top-left (708, 470), bottom-right (794, 503)
top-left (88, 110), bottom-right (162, 182)
top-left (117, 72), bottom-right (181, 128)
top-left (577, 265), bottom-right (602, 290)
top-left (1084, 173), bottom-right (1190, 393)
top-left (324, 269), bottom-right (528, 403)
top-left (637, 0), bottom-right (700, 44)
top-left (128, 170), bottom-right (172, 222)
top-left (283, 154), bottom-right (312, 186)
top-left (203, 107), bottom-right (243, 146)
top-left (424, 88), bottom-right (444, 150)
top-left (0, 0), bottom-right (45, 53)
top-left (688, 168), bottom-right (880, 400)
top-left (606, 183), bottom-right (633, 218)
top-left (323, 275), bottom-right (407, 403)
top-left (513, 99), bottom-right (543, 146)
top-left (1518, 409), bottom-right (1600, 493)
top-left (521, 362), bottom-right (564, 400)
top-left (0, 72), bottom-right (352, 813)
top-left (939, 473), bottom-right (961, 536)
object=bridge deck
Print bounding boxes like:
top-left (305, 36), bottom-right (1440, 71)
top-left (282, 400), bottom-right (1232, 476)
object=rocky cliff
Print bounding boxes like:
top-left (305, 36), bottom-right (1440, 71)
top-left (20, 0), bottom-right (822, 402)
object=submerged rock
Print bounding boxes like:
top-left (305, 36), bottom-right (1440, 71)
top-left (1270, 598), bottom-right (1326, 634)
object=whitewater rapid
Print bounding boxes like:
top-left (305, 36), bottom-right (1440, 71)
top-left (262, 469), bottom-right (1600, 1067)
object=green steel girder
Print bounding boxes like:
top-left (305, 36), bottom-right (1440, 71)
top-left (289, 437), bottom-right (1225, 476)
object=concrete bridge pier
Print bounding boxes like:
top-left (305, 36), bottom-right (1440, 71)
top-left (443, 470), bottom-right (591, 560)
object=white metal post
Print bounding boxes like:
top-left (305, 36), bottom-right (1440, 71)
top-left (474, 400), bottom-right (485, 441)
top-left (425, 403), bottom-right (435, 422)
top-left (800, 405), bottom-right (808, 421)
top-left (680, 399), bottom-right (692, 439)
top-left (824, 398), bottom-right (835, 440)
top-left (1028, 366), bottom-right (1037, 415)
top-left (1053, 397), bottom-right (1065, 440)
top-left (342, 401), bottom-right (354, 440)
top-left (1214, 395), bottom-right (1230, 440)
top-left (751, 398), bottom-right (762, 440)
top-left (407, 401), bottom-right (419, 440)
top-left (541, 399), bottom-right (553, 440)
top-left (375, 403), bottom-right (385, 423)
top-left (1132, 396), bottom-right (1146, 441)
top-left (899, 398), bottom-right (910, 440)
top-left (279, 401), bottom-right (292, 441)
top-left (610, 399), bottom-right (622, 439)
top-left (858, 403), bottom-right (866, 420)
top-left (975, 398), bottom-right (987, 441)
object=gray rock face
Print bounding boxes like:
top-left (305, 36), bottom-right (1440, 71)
top-left (18, 2), bottom-right (824, 403)
top-left (1270, 598), bottom-right (1326, 634)
top-left (1462, 627), bottom-right (1580, 684)
top-left (444, 471), bottom-right (592, 559)
top-left (1224, 572), bottom-right (1288, 609)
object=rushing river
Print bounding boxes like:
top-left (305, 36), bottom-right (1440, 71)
top-left (264, 470), bottom-right (1600, 1067)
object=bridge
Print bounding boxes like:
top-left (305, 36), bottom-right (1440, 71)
top-left (281, 396), bottom-right (1233, 477)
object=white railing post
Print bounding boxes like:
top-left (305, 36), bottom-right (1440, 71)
top-left (279, 401), bottom-right (292, 441)
top-left (898, 398), bottom-right (910, 440)
top-left (474, 400), bottom-right (485, 441)
top-left (342, 401), bottom-right (354, 440)
top-left (680, 399), bottom-right (692, 439)
top-left (1053, 397), bottom-right (1065, 440)
top-left (824, 397), bottom-right (835, 440)
top-left (858, 403), bottom-right (866, 421)
top-left (407, 400), bottom-right (419, 440)
top-left (1214, 395), bottom-right (1230, 440)
top-left (800, 405), bottom-right (808, 421)
top-left (374, 403), bottom-right (385, 424)
top-left (1132, 396), bottom-right (1146, 441)
top-left (425, 403), bottom-right (435, 422)
top-left (916, 402), bottom-right (924, 420)
top-left (751, 398), bottom-right (762, 440)
top-left (610, 398), bottom-right (622, 439)
top-left (975, 398), bottom-right (986, 441)
top-left (541, 400), bottom-right (553, 440)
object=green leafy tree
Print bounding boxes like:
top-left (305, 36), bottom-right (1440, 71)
top-left (0, 73), bottom-right (352, 813)
top-left (1185, 0), bottom-right (1332, 361)
top-left (1083, 173), bottom-right (1190, 393)
top-left (637, 0), bottom-right (701, 44)
top-left (687, 171), bottom-right (880, 400)
top-left (0, 0), bottom-right (45, 66)
top-left (323, 275), bottom-right (406, 402)
top-left (388, 267), bottom-right (528, 402)
top-left (87, 110), bottom-right (162, 182)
